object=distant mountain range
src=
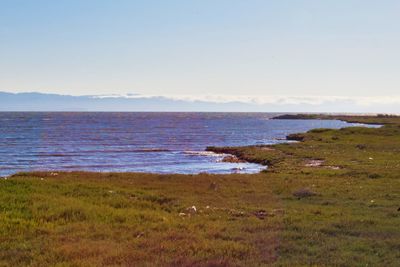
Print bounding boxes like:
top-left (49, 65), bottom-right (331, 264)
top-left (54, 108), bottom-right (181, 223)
top-left (0, 91), bottom-right (398, 113)
top-left (0, 91), bottom-right (266, 112)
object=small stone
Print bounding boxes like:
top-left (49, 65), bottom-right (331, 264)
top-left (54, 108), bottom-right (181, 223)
top-left (136, 232), bottom-right (144, 238)
top-left (186, 206), bottom-right (197, 214)
top-left (230, 210), bottom-right (246, 217)
top-left (305, 160), bottom-right (324, 167)
top-left (254, 209), bottom-right (268, 220)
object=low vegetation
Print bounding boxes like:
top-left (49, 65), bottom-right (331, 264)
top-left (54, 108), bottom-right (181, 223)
top-left (1, 115), bottom-right (400, 266)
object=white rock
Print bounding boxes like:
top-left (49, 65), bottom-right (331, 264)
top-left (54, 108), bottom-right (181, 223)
top-left (186, 206), bottom-right (197, 214)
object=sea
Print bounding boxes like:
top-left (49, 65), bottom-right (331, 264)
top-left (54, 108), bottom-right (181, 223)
top-left (0, 112), bottom-right (375, 177)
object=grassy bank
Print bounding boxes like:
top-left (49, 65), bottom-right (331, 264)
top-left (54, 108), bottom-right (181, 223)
top-left (1, 115), bottom-right (400, 266)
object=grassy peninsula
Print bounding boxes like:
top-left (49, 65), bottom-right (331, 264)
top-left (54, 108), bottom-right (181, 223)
top-left (1, 115), bottom-right (400, 266)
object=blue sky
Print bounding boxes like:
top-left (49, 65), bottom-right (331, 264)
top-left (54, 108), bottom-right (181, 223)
top-left (1, 1), bottom-right (400, 107)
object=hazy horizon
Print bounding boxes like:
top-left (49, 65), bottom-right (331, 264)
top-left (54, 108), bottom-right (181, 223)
top-left (1, 1), bottom-right (400, 112)
top-left (0, 91), bottom-right (399, 113)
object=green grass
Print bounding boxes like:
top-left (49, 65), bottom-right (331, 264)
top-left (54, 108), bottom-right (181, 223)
top-left (1, 115), bottom-right (400, 266)
top-left (0, 173), bottom-right (282, 266)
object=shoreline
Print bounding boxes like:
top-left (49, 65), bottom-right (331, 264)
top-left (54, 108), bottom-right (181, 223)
top-left (2, 114), bottom-right (381, 178)
top-left (2, 114), bottom-right (400, 266)
top-left (207, 114), bottom-right (388, 169)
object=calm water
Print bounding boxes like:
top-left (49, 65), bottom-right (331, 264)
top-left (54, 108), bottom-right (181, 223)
top-left (0, 112), bottom-right (372, 176)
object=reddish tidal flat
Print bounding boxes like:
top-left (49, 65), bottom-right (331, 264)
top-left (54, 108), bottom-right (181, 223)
top-left (1, 115), bottom-right (400, 266)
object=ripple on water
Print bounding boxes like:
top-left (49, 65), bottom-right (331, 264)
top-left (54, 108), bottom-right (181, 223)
top-left (0, 112), bottom-right (375, 176)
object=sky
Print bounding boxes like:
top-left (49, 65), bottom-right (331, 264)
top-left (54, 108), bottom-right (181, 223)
top-left (1, 0), bottom-right (400, 109)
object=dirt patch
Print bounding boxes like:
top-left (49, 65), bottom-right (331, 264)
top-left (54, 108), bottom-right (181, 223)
top-left (305, 159), bottom-right (324, 167)
top-left (305, 159), bottom-right (341, 170)
top-left (293, 188), bottom-right (317, 198)
top-left (326, 166), bottom-right (341, 170)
